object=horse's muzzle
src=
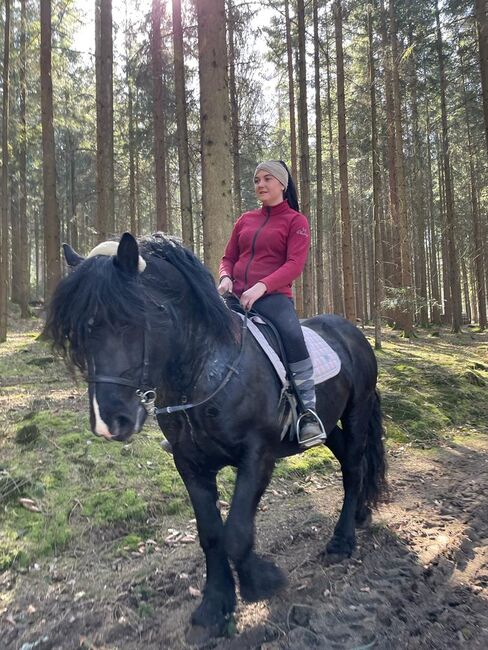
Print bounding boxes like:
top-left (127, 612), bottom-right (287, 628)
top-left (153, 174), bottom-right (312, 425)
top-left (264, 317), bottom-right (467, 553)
top-left (91, 404), bottom-right (147, 442)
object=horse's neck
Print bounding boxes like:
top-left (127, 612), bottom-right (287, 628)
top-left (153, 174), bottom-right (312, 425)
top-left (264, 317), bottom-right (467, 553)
top-left (158, 317), bottom-right (232, 400)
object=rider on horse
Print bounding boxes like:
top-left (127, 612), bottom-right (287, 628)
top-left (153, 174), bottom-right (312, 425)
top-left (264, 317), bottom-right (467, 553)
top-left (218, 160), bottom-right (326, 448)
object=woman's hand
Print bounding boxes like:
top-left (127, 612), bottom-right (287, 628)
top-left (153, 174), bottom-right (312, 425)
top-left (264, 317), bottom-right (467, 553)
top-left (218, 276), bottom-right (233, 295)
top-left (240, 282), bottom-right (267, 311)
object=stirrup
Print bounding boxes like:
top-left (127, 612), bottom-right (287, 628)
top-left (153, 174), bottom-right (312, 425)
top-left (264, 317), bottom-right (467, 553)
top-left (296, 409), bottom-right (327, 447)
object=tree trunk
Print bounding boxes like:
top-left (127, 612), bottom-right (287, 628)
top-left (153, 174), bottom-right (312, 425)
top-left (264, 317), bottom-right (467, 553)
top-left (285, 0), bottom-right (298, 184)
top-left (379, 0), bottom-right (402, 313)
top-left (475, 0), bottom-right (488, 156)
top-left (325, 9), bottom-right (342, 315)
top-left (40, 0), bottom-right (60, 302)
top-left (34, 210), bottom-right (40, 298)
top-left (227, 0), bottom-right (242, 217)
top-left (152, 0), bottom-right (168, 232)
top-left (11, 174), bottom-right (19, 305)
top-left (389, 0), bottom-right (413, 334)
top-left (334, 0), bottom-right (356, 322)
top-left (313, 0), bottom-right (325, 314)
top-left (368, 3), bottom-right (383, 349)
top-left (172, 0), bottom-right (193, 249)
top-left (409, 33), bottom-right (428, 326)
top-left (297, 0), bottom-right (313, 316)
top-left (460, 42), bottom-right (487, 330)
top-left (125, 4), bottom-right (136, 235)
top-left (95, 0), bottom-right (115, 241)
top-left (0, 0), bottom-right (11, 341)
top-left (196, 0), bottom-right (233, 277)
top-left (68, 137), bottom-right (78, 251)
top-left (436, 3), bottom-right (462, 332)
top-left (425, 104), bottom-right (442, 325)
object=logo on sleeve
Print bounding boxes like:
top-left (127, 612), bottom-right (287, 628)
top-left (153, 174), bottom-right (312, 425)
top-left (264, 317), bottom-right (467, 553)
top-left (296, 227), bottom-right (308, 237)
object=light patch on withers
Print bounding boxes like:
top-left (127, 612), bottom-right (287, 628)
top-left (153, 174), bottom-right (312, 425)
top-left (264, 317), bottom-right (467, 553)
top-left (87, 240), bottom-right (146, 273)
top-left (92, 393), bottom-right (113, 439)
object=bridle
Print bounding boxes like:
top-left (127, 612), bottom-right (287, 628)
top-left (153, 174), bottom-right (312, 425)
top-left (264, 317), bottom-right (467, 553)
top-left (87, 322), bottom-right (157, 412)
top-left (87, 309), bottom-right (248, 418)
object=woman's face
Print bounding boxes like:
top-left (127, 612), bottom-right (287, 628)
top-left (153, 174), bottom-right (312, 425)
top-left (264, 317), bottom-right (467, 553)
top-left (254, 170), bottom-right (285, 206)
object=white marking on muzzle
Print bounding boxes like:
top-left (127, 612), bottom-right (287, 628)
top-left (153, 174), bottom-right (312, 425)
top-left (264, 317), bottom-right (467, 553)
top-left (92, 392), bottom-right (113, 439)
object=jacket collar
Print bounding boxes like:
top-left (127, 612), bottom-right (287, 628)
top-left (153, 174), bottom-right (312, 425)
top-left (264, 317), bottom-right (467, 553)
top-left (259, 199), bottom-right (289, 216)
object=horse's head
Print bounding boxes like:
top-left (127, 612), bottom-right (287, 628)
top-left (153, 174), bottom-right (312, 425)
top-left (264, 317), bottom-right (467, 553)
top-left (46, 233), bottom-right (152, 442)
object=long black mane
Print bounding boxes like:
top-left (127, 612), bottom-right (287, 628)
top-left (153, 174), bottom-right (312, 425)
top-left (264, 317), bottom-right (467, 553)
top-left (45, 234), bottom-right (236, 371)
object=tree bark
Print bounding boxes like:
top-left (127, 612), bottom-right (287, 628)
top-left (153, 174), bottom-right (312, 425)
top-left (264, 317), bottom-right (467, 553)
top-left (379, 0), bottom-right (401, 298)
top-left (334, 0), bottom-right (356, 322)
top-left (152, 0), bottom-right (168, 232)
top-left (0, 0), bottom-right (11, 340)
top-left (325, 10), bottom-right (342, 315)
top-left (368, 3), bottom-right (383, 349)
top-left (389, 0), bottom-right (413, 334)
top-left (435, 3), bottom-right (462, 332)
top-left (408, 30), bottom-right (428, 326)
top-left (285, 0), bottom-right (298, 184)
top-left (68, 136), bottom-right (78, 251)
top-left (95, 0), bottom-right (115, 241)
top-left (460, 42), bottom-right (487, 330)
top-left (296, 0), bottom-right (313, 316)
top-left (313, 0), bottom-right (325, 314)
top-left (125, 3), bottom-right (136, 235)
top-left (425, 103), bottom-right (442, 325)
top-left (227, 0), bottom-right (242, 217)
top-left (196, 0), bottom-right (233, 277)
top-left (475, 0), bottom-right (488, 157)
top-left (40, 0), bottom-right (60, 303)
top-left (172, 0), bottom-right (193, 249)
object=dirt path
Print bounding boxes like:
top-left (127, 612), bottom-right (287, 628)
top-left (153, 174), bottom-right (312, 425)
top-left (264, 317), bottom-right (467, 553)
top-left (2, 433), bottom-right (488, 649)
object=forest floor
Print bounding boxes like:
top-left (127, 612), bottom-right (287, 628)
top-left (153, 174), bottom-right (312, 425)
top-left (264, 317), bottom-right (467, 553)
top-left (1, 313), bottom-right (487, 649)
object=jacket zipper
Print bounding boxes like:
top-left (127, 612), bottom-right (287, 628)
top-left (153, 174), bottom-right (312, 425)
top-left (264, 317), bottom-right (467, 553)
top-left (243, 206), bottom-right (271, 291)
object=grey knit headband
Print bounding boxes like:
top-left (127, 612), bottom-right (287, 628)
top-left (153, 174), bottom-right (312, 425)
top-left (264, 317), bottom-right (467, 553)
top-left (254, 161), bottom-right (289, 191)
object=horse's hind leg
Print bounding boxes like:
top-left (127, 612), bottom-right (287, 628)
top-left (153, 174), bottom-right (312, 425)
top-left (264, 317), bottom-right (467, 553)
top-left (224, 439), bottom-right (287, 602)
top-left (326, 425), bottom-right (371, 528)
top-left (174, 458), bottom-right (236, 633)
top-left (326, 400), bottom-right (373, 558)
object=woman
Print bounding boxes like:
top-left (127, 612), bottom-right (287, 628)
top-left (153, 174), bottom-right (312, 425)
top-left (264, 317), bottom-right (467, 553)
top-left (218, 160), bottom-right (325, 449)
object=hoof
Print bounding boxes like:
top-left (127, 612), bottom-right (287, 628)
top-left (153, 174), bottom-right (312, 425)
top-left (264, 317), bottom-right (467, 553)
top-left (191, 590), bottom-right (236, 629)
top-left (186, 617), bottom-right (235, 646)
top-left (325, 533), bottom-right (355, 558)
top-left (355, 505), bottom-right (373, 528)
top-left (238, 553), bottom-right (287, 603)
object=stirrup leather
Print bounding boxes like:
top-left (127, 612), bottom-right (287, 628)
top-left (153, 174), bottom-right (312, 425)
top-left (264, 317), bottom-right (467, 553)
top-left (296, 409), bottom-right (327, 446)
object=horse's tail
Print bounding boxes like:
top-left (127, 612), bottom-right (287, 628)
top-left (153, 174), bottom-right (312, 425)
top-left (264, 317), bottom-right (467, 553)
top-left (363, 389), bottom-right (388, 509)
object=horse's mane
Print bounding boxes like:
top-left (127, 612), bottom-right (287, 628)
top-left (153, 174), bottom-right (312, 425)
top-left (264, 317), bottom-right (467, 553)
top-left (44, 233), bottom-right (236, 371)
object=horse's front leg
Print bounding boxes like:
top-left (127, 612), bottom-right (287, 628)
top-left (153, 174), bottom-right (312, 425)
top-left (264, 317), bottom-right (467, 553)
top-left (224, 440), bottom-right (287, 602)
top-left (173, 458), bottom-right (236, 632)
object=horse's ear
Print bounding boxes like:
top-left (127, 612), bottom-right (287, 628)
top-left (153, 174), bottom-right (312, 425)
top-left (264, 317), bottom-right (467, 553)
top-left (63, 243), bottom-right (85, 267)
top-left (116, 232), bottom-right (139, 275)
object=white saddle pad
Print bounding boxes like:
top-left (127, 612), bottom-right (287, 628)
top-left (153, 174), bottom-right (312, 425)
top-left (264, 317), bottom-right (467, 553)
top-left (236, 314), bottom-right (341, 386)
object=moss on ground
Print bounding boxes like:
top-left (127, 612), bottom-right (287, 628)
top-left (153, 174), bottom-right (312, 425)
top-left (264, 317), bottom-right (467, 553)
top-left (374, 332), bottom-right (488, 445)
top-left (1, 318), bottom-right (487, 570)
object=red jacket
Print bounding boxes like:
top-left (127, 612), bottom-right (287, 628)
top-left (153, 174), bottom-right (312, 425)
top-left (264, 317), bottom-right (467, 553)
top-left (219, 200), bottom-right (310, 298)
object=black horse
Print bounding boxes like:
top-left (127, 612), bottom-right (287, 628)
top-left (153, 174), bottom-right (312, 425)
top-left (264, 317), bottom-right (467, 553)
top-left (45, 232), bottom-right (387, 635)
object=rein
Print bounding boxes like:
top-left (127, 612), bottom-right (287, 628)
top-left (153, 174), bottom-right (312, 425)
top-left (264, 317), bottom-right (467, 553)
top-left (87, 306), bottom-right (248, 419)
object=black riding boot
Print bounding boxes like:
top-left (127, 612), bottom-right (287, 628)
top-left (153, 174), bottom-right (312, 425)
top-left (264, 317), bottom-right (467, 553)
top-left (289, 358), bottom-right (326, 449)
